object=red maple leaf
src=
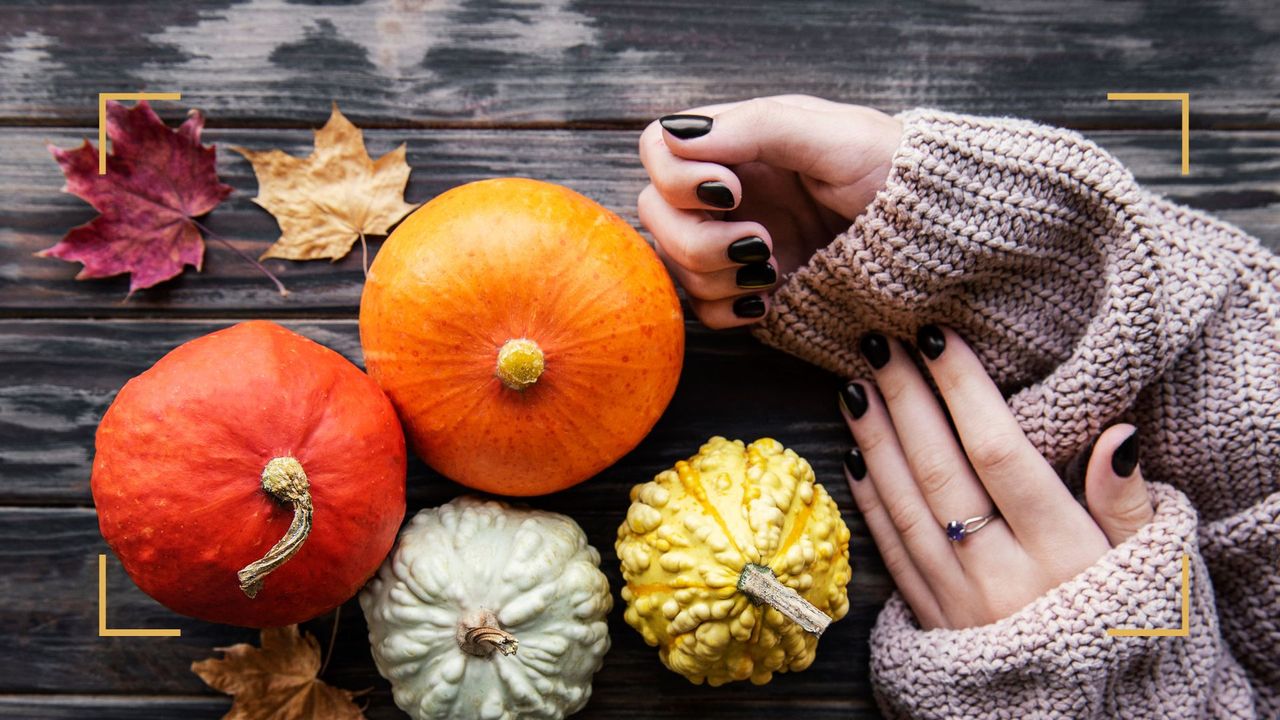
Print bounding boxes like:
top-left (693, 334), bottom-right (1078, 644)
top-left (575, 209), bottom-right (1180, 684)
top-left (40, 100), bottom-right (233, 294)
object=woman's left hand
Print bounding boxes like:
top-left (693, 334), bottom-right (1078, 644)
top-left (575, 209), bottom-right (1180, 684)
top-left (841, 326), bottom-right (1156, 629)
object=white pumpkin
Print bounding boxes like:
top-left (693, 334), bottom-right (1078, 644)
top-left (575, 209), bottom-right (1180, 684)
top-left (360, 496), bottom-right (612, 720)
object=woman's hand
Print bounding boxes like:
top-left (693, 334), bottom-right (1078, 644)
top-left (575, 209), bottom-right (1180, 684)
top-left (637, 96), bottom-right (902, 329)
top-left (842, 326), bottom-right (1156, 629)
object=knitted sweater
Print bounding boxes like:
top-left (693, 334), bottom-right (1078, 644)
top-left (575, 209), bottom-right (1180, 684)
top-left (753, 110), bottom-right (1280, 719)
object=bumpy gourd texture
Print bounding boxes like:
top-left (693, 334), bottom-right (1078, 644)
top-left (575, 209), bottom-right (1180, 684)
top-left (360, 497), bottom-right (612, 720)
top-left (617, 437), bottom-right (851, 686)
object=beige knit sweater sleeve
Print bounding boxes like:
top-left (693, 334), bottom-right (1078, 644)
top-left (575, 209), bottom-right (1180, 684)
top-left (752, 109), bottom-right (1280, 719)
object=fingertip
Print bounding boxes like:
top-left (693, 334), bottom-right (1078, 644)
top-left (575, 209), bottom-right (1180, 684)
top-left (1110, 426), bottom-right (1140, 478)
top-left (659, 114), bottom-right (713, 141)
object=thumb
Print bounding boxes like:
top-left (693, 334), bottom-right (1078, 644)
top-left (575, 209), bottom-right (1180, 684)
top-left (1084, 424), bottom-right (1154, 546)
top-left (659, 97), bottom-right (885, 178)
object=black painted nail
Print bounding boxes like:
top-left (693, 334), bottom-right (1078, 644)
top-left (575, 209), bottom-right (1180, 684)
top-left (736, 263), bottom-right (776, 288)
top-left (659, 114), bottom-right (713, 140)
top-left (732, 295), bottom-right (766, 318)
top-left (697, 181), bottom-right (735, 209)
top-left (1111, 429), bottom-right (1140, 477)
top-left (844, 448), bottom-right (866, 481)
top-left (860, 332), bottom-right (890, 369)
top-left (917, 324), bottom-right (946, 360)
top-left (727, 236), bottom-right (771, 264)
top-left (839, 382), bottom-right (868, 419)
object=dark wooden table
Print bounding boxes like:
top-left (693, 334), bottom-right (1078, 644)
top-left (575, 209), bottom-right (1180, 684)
top-left (1, 1), bottom-right (1276, 718)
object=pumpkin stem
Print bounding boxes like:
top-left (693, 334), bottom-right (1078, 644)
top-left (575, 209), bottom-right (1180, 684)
top-left (495, 338), bottom-right (545, 391)
top-left (737, 563), bottom-right (831, 637)
top-left (237, 456), bottom-right (313, 599)
top-left (457, 609), bottom-right (519, 657)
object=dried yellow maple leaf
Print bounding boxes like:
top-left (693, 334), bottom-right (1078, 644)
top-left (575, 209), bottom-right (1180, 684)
top-left (235, 103), bottom-right (417, 263)
top-left (191, 625), bottom-right (366, 720)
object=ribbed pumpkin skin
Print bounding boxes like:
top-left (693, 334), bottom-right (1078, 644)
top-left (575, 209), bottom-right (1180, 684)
top-left (360, 178), bottom-right (684, 496)
top-left (92, 321), bottom-right (407, 628)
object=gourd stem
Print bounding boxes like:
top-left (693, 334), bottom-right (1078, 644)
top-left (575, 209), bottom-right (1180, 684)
top-left (457, 609), bottom-right (519, 657)
top-left (495, 338), bottom-right (545, 391)
top-left (237, 456), bottom-right (313, 598)
top-left (737, 563), bottom-right (831, 637)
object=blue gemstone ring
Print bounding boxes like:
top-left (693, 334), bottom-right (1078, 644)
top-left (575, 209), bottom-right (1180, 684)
top-left (944, 513), bottom-right (999, 542)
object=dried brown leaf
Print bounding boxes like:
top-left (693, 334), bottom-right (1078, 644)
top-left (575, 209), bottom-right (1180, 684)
top-left (234, 103), bottom-right (417, 262)
top-left (192, 625), bottom-right (366, 720)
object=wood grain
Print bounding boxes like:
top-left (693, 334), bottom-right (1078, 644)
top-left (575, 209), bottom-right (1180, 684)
top-left (2, 128), bottom-right (1276, 315)
top-left (0, 0), bottom-right (1276, 128)
top-left (0, 503), bottom-right (891, 717)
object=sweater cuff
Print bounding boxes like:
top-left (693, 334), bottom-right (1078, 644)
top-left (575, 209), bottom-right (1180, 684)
top-left (869, 483), bottom-right (1230, 719)
top-left (750, 108), bottom-right (1161, 466)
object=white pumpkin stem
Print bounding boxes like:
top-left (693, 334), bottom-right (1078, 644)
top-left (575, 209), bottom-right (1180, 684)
top-left (495, 338), bottom-right (545, 391)
top-left (457, 609), bottom-right (519, 657)
top-left (237, 456), bottom-right (313, 598)
top-left (737, 563), bottom-right (831, 636)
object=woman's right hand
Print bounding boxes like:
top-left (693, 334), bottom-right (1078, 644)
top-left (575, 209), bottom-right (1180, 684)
top-left (637, 95), bottom-right (902, 328)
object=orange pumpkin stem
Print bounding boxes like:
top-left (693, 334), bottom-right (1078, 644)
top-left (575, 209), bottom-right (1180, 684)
top-left (495, 338), bottom-right (545, 391)
top-left (237, 456), bottom-right (314, 598)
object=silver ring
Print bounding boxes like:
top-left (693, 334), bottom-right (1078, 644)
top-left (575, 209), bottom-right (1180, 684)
top-left (944, 513), bottom-right (998, 542)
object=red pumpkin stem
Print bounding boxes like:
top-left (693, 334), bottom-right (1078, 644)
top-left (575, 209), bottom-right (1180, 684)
top-left (737, 563), bottom-right (831, 637)
top-left (237, 456), bottom-right (314, 598)
top-left (495, 338), bottom-right (545, 391)
top-left (456, 609), bottom-right (519, 657)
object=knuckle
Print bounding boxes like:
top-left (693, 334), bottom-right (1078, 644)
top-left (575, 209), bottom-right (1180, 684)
top-left (879, 544), bottom-right (916, 582)
top-left (913, 453), bottom-right (961, 497)
top-left (854, 423), bottom-right (892, 457)
top-left (852, 487), bottom-right (882, 516)
top-left (886, 500), bottom-right (929, 539)
top-left (967, 433), bottom-right (1024, 476)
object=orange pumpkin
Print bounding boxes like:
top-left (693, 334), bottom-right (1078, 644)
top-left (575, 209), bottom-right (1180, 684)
top-left (92, 321), bottom-right (406, 627)
top-left (360, 178), bottom-right (684, 495)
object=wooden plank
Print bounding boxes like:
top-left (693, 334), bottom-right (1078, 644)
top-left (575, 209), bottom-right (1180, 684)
top-left (0, 318), bottom-right (858, 506)
top-left (0, 0), bottom-right (1276, 127)
top-left (0, 507), bottom-right (891, 717)
top-left (2, 128), bottom-right (1277, 315)
top-left (0, 317), bottom-right (889, 711)
top-left (0, 695), bottom-right (880, 720)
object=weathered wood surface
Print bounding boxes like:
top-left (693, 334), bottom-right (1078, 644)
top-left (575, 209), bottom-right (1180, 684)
top-left (0, 318), bottom-right (891, 718)
top-left (3, 127), bottom-right (1277, 315)
top-left (3, 0), bottom-right (1278, 717)
top-left (0, 0), bottom-right (1277, 128)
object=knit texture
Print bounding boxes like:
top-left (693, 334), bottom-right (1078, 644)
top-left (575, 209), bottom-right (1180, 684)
top-left (752, 109), bottom-right (1280, 719)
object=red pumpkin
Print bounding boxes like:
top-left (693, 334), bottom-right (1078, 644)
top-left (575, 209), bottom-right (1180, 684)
top-left (360, 178), bottom-right (684, 496)
top-left (92, 320), bottom-right (406, 628)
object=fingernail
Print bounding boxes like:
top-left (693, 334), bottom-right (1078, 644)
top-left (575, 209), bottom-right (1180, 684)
top-left (844, 447), bottom-right (866, 481)
top-left (727, 236), bottom-right (770, 264)
top-left (1111, 429), bottom-right (1140, 477)
top-left (838, 381), bottom-right (868, 419)
top-left (860, 332), bottom-right (890, 369)
top-left (736, 263), bottom-right (776, 288)
top-left (660, 114), bottom-right (713, 140)
top-left (697, 181), bottom-right (735, 209)
top-left (917, 324), bottom-right (945, 360)
top-left (732, 295), bottom-right (766, 318)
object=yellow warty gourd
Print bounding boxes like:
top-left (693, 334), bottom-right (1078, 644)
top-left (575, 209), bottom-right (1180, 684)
top-left (616, 437), bottom-right (851, 686)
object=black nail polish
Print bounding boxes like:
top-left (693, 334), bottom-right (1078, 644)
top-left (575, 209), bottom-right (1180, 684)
top-left (917, 324), bottom-right (946, 360)
top-left (844, 448), bottom-right (866, 481)
top-left (659, 114), bottom-right (713, 140)
top-left (736, 263), bottom-right (776, 288)
top-left (732, 295), bottom-right (766, 318)
top-left (1111, 429), bottom-right (1140, 477)
top-left (697, 181), bottom-right (735, 209)
top-left (860, 332), bottom-right (890, 369)
top-left (839, 382), bottom-right (868, 419)
top-left (727, 236), bottom-right (771, 264)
